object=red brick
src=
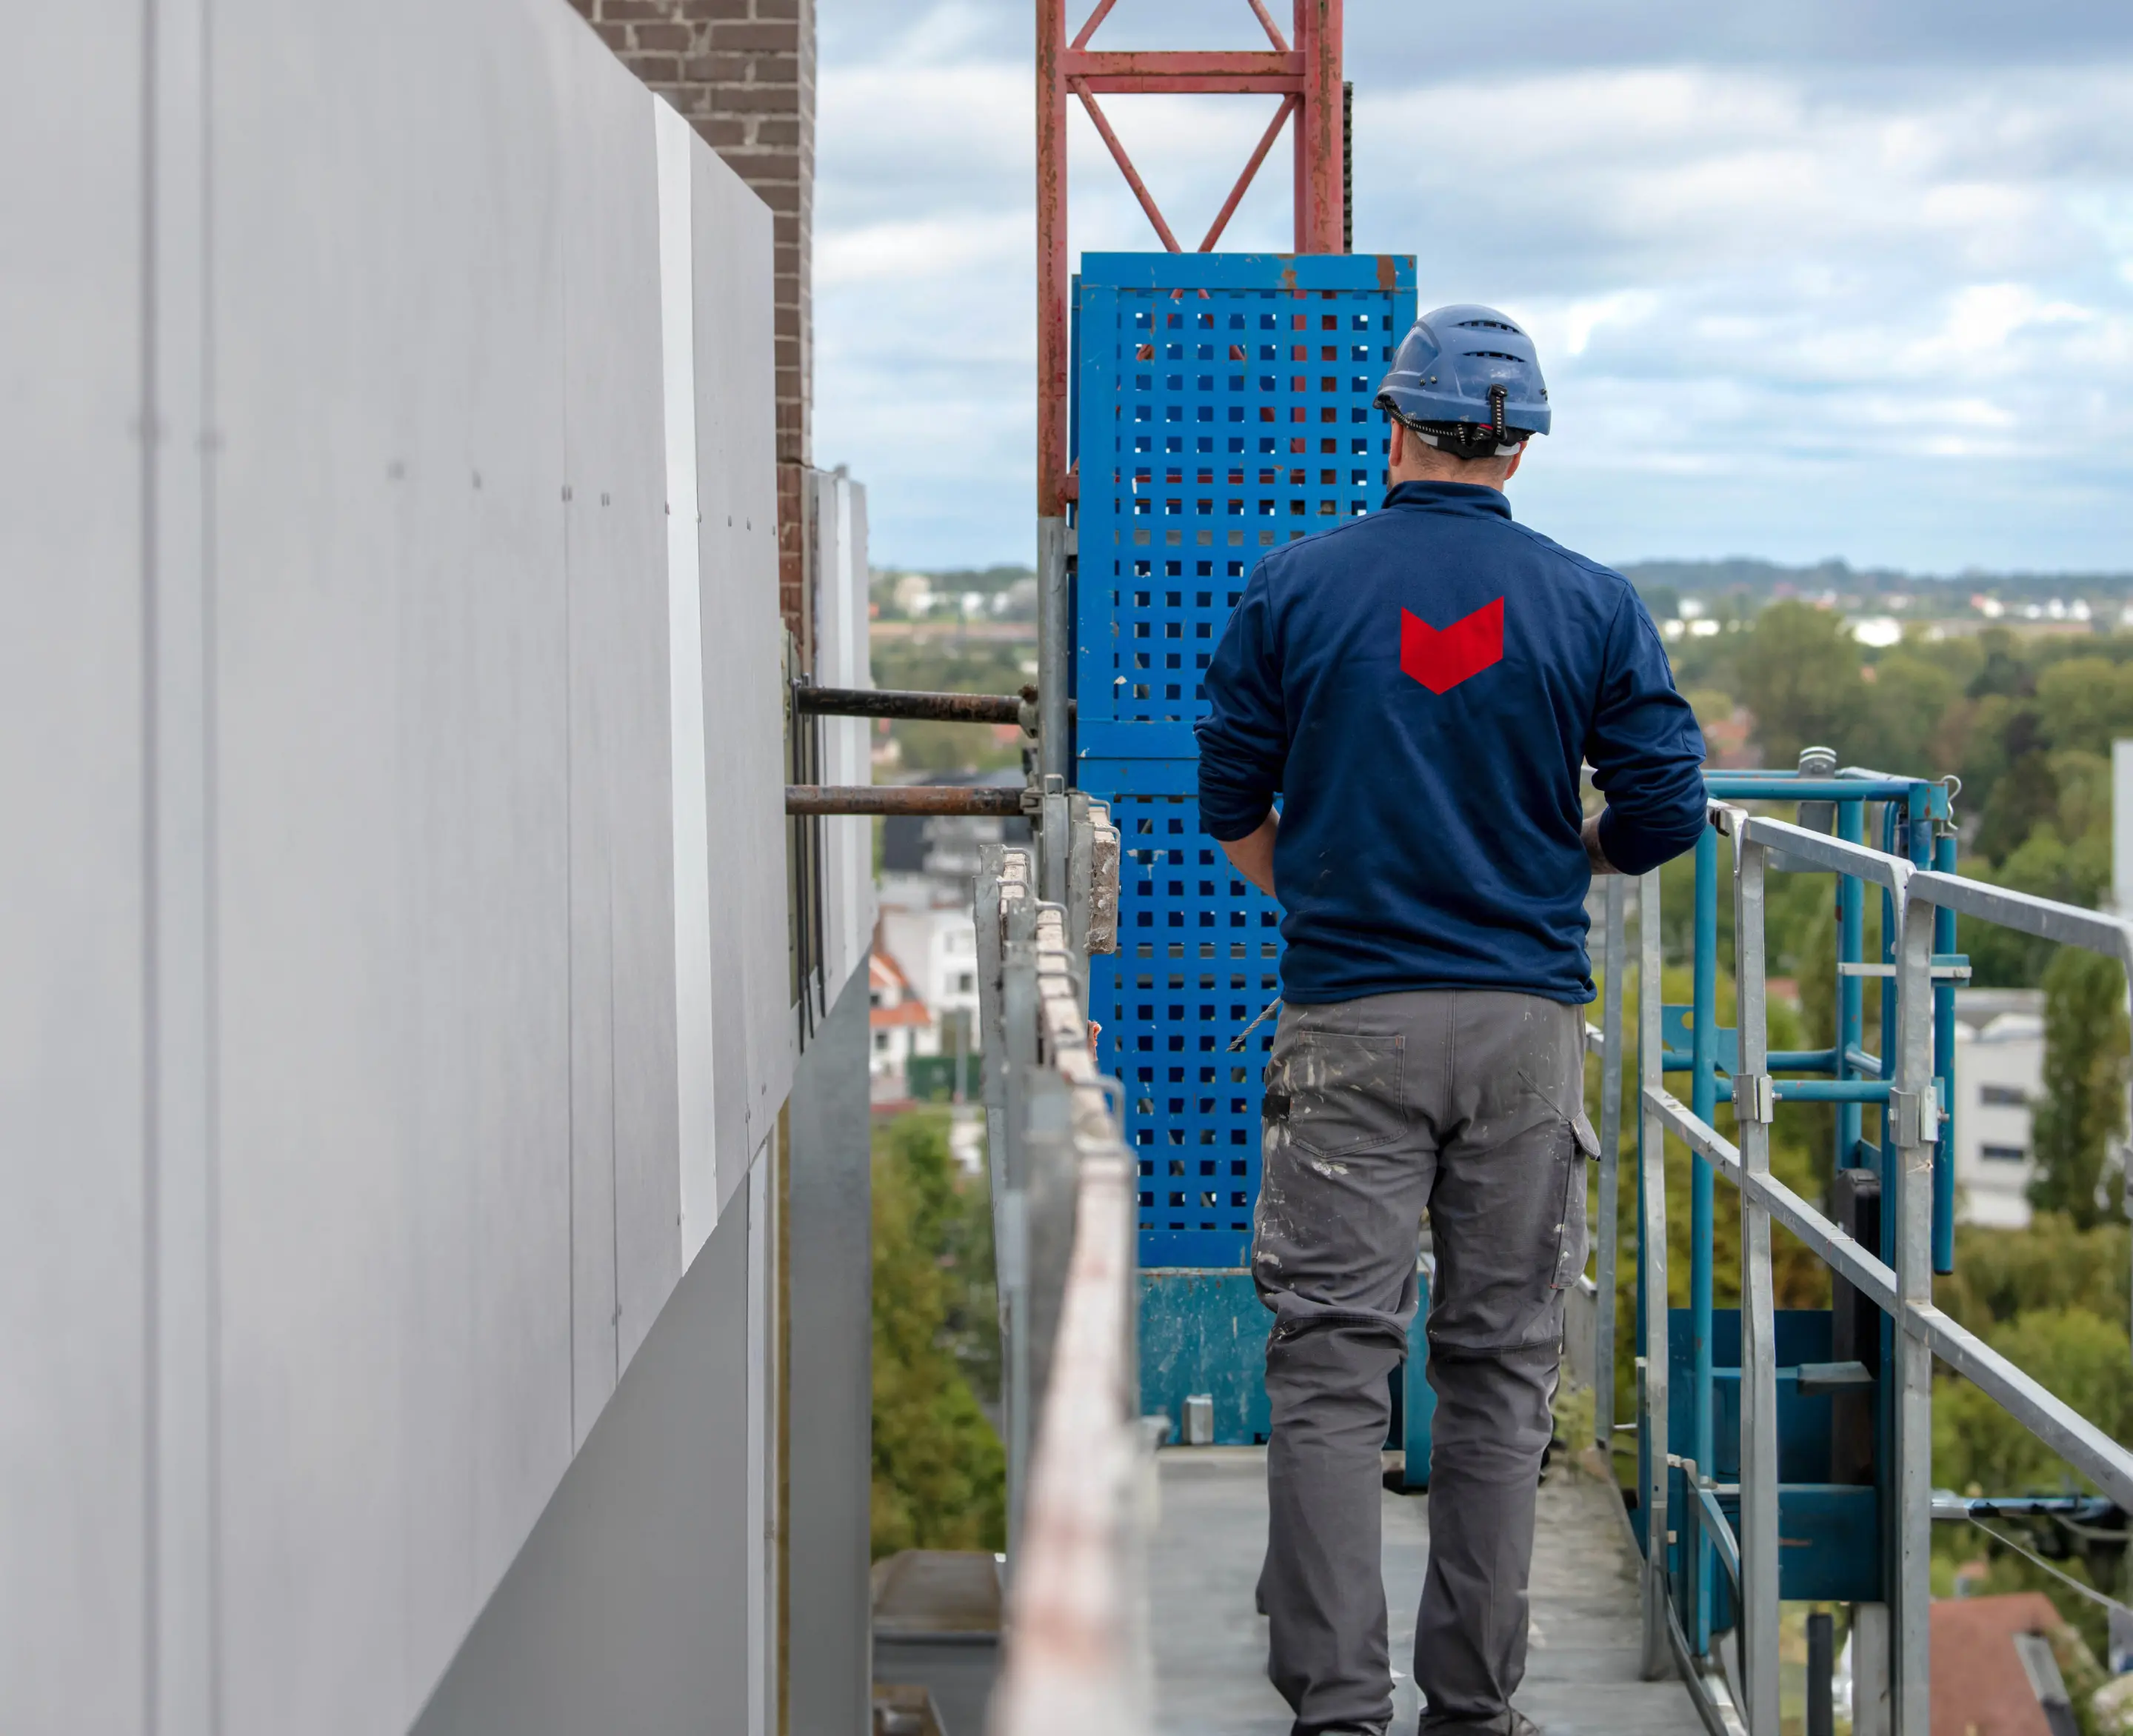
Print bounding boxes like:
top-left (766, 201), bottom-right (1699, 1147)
top-left (630, 53), bottom-right (684, 79)
top-left (600, 0), bottom-right (675, 17)
top-left (692, 116), bottom-right (749, 146)
top-left (707, 20), bottom-right (797, 50)
top-left (632, 20), bottom-right (693, 48)
top-left (755, 117), bottom-right (800, 147)
top-left (709, 79), bottom-right (797, 110)
top-left (755, 0), bottom-right (801, 16)
top-left (681, 50), bottom-right (752, 79)
top-left (594, 21), bottom-right (632, 48)
top-left (674, 0), bottom-right (753, 19)
top-left (740, 50), bottom-right (801, 81)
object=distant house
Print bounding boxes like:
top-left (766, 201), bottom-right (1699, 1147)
top-left (878, 904), bottom-right (981, 1057)
top-left (1697, 704), bottom-right (1758, 769)
top-left (1952, 989), bottom-right (2045, 1230)
top-left (1929, 1592), bottom-right (2082, 1736)
top-left (869, 945), bottom-right (934, 1101)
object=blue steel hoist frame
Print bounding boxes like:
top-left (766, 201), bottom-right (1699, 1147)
top-left (1068, 250), bottom-right (1417, 1443)
top-left (1607, 769), bottom-right (2133, 1735)
top-left (1627, 767), bottom-right (1960, 1721)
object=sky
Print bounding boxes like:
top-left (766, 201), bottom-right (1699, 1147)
top-left (813, 1), bottom-right (2133, 576)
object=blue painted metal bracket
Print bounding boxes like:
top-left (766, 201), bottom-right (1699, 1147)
top-left (1399, 1259), bottom-right (1435, 1489)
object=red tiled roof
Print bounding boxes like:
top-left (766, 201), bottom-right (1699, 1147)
top-left (871, 945), bottom-right (914, 995)
top-left (871, 1000), bottom-right (932, 1030)
top-left (1931, 1592), bottom-right (2063, 1736)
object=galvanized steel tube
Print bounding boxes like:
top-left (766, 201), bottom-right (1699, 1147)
top-left (1595, 876), bottom-right (1626, 1453)
top-left (1733, 833), bottom-right (1781, 1733)
top-left (1637, 871), bottom-right (1672, 1682)
top-left (1689, 827), bottom-right (1718, 1657)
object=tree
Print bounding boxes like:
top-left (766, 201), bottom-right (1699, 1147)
top-left (2029, 947), bottom-right (2131, 1229)
top-left (1935, 1306), bottom-right (2133, 1497)
top-left (1935, 1214), bottom-right (2131, 1338)
top-left (1854, 651), bottom-right (1957, 779)
top-left (1740, 601), bottom-right (1865, 768)
top-left (2036, 656), bottom-right (2133, 758)
top-left (871, 1114), bottom-right (1006, 1558)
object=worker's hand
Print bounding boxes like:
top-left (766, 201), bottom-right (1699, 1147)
top-left (1582, 812), bottom-right (1618, 875)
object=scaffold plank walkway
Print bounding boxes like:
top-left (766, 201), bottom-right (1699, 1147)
top-left (1149, 1447), bottom-right (1703, 1736)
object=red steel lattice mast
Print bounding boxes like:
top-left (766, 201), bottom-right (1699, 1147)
top-left (1035, 0), bottom-right (1346, 515)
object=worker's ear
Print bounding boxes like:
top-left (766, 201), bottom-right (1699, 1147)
top-left (1504, 447), bottom-right (1524, 481)
top-left (1388, 416), bottom-right (1405, 470)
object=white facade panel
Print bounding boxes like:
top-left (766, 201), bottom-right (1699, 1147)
top-left (558, 42), bottom-right (684, 1429)
top-left (689, 138), bottom-right (793, 1209)
top-left (812, 470), bottom-right (878, 1001)
top-left (0, 7), bottom-right (150, 1730)
top-left (6, 2), bottom-right (806, 1728)
top-left (658, 101), bottom-right (724, 1272)
top-left (210, 1), bottom-right (579, 1726)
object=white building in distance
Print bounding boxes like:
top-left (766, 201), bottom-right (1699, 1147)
top-left (1952, 989), bottom-right (2045, 1230)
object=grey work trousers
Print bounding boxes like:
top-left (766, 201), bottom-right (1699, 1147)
top-left (1251, 991), bottom-right (1595, 1735)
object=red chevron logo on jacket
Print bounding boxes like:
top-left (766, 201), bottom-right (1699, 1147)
top-left (1399, 597), bottom-right (1505, 694)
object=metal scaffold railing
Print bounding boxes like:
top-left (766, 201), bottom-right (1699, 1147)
top-left (975, 813), bottom-right (1152, 1736)
top-left (1586, 763), bottom-right (2133, 1736)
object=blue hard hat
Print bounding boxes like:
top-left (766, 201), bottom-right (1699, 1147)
top-left (1375, 304), bottom-right (1550, 453)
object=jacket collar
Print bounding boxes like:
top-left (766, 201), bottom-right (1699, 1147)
top-left (1382, 479), bottom-right (1514, 520)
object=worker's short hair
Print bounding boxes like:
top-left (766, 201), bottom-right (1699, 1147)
top-left (1399, 415), bottom-right (1531, 462)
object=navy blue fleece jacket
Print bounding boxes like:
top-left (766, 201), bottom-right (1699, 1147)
top-left (1197, 480), bottom-right (1707, 1006)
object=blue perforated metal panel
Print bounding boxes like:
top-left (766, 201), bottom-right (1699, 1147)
top-left (1088, 765), bottom-right (1284, 1268)
top-left (1071, 253), bottom-right (1416, 1268)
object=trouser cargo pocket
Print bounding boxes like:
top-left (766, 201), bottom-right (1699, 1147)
top-left (1547, 1111), bottom-right (1599, 1290)
top-left (1269, 1029), bottom-right (1405, 1158)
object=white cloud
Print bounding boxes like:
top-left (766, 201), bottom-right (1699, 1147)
top-left (817, 212), bottom-right (1027, 288)
top-left (815, 39), bottom-right (2133, 572)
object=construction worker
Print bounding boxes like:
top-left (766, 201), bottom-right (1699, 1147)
top-left (1198, 304), bottom-right (1708, 1736)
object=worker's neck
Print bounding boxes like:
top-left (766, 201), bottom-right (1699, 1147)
top-left (1391, 455), bottom-right (1513, 493)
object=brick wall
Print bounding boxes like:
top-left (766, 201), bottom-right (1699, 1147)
top-left (570, 0), bottom-right (815, 644)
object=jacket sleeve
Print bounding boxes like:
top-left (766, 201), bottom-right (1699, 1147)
top-left (1196, 565), bottom-right (1287, 842)
top-left (1586, 587), bottom-right (1709, 875)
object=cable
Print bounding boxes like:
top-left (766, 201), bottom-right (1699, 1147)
top-left (1971, 1517), bottom-right (2133, 1619)
top-left (1227, 996), bottom-right (1283, 1053)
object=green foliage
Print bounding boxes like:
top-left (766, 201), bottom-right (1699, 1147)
top-left (870, 638), bottom-right (1035, 775)
top-left (1737, 602), bottom-right (1865, 769)
top-left (870, 1111), bottom-right (1004, 1559)
top-left (1935, 1215), bottom-right (2132, 1338)
top-left (1935, 1307), bottom-right (2133, 1498)
top-left (2029, 949), bottom-right (2131, 1229)
top-left (2037, 657), bottom-right (2133, 758)
top-left (1852, 651), bottom-right (1960, 780)
top-left (1930, 1218), bottom-right (2133, 1662)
